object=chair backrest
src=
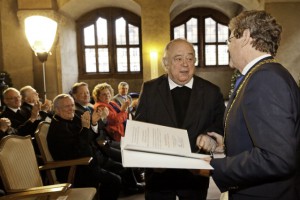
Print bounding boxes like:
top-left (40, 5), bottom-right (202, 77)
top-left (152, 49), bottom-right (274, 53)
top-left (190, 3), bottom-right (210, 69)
top-left (35, 121), bottom-right (53, 162)
top-left (35, 121), bottom-right (57, 184)
top-left (0, 135), bottom-right (43, 191)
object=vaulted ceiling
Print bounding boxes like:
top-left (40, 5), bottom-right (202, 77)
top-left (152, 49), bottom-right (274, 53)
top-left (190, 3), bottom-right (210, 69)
top-left (57, 0), bottom-right (300, 20)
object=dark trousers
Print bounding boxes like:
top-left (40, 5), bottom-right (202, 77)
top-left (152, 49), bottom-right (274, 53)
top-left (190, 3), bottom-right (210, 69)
top-left (145, 169), bottom-right (209, 200)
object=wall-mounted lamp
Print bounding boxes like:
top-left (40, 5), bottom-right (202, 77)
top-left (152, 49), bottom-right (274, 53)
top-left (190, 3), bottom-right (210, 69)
top-left (24, 15), bottom-right (57, 100)
top-left (150, 51), bottom-right (158, 78)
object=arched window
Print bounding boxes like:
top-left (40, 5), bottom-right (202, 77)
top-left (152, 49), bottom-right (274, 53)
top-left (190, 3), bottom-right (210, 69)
top-left (77, 8), bottom-right (142, 79)
top-left (171, 8), bottom-right (230, 69)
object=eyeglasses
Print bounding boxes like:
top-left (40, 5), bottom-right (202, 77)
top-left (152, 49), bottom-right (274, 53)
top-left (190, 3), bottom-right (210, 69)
top-left (226, 36), bottom-right (235, 45)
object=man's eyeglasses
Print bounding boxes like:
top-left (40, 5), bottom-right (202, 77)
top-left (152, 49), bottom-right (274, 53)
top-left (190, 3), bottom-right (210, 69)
top-left (226, 36), bottom-right (235, 45)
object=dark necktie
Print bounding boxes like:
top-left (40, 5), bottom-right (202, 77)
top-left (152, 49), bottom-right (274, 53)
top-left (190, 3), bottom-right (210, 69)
top-left (16, 109), bottom-right (21, 115)
top-left (84, 106), bottom-right (91, 113)
top-left (234, 75), bottom-right (244, 90)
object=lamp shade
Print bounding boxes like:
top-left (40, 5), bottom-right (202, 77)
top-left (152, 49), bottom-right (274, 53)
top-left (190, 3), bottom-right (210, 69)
top-left (25, 16), bottom-right (57, 53)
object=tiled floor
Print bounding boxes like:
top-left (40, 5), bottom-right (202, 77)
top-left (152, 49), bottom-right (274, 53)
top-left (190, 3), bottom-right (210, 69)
top-left (119, 177), bottom-right (221, 200)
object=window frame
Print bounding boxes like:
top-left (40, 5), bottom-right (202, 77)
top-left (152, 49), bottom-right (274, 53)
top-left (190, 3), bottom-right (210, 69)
top-left (76, 7), bottom-right (143, 79)
top-left (171, 8), bottom-right (230, 70)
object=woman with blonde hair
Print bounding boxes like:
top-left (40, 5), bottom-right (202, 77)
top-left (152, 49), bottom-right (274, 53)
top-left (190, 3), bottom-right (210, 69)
top-left (92, 82), bottom-right (130, 142)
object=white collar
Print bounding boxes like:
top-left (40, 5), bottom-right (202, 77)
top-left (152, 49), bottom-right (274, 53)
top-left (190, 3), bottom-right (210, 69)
top-left (242, 54), bottom-right (272, 75)
top-left (8, 107), bottom-right (20, 113)
top-left (168, 77), bottom-right (194, 90)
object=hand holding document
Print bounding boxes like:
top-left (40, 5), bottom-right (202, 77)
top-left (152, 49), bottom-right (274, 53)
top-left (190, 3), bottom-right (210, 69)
top-left (121, 120), bottom-right (213, 170)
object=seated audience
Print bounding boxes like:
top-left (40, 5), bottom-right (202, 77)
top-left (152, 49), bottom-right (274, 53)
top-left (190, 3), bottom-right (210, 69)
top-left (93, 83), bottom-right (145, 184)
top-left (47, 94), bottom-right (140, 199)
top-left (71, 82), bottom-right (121, 161)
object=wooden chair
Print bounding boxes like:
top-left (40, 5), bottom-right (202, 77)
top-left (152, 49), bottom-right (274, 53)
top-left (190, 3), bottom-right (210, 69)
top-left (0, 135), bottom-right (96, 200)
top-left (35, 121), bottom-right (95, 185)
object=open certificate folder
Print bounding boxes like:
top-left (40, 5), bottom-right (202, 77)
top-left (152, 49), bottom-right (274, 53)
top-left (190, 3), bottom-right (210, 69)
top-left (121, 120), bottom-right (213, 170)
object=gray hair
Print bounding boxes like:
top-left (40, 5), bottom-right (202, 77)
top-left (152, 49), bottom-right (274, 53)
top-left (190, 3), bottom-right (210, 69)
top-left (3, 87), bottom-right (20, 98)
top-left (53, 94), bottom-right (73, 110)
top-left (118, 82), bottom-right (129, 89)
top-left (162, 38), bottom-right (195, 71)
top-left (19, 85), bottom-right (35, 98)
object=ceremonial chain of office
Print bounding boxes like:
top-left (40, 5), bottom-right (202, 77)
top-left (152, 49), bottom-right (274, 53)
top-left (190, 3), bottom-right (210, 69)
top-left (223, 58), bottom-right (277, 147)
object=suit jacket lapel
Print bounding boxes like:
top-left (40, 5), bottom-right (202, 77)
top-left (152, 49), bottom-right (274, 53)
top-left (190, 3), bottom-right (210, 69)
top-left (224, 89), bottom-right (236, 124)
top-left (157, 76), bottom-right (178, 126)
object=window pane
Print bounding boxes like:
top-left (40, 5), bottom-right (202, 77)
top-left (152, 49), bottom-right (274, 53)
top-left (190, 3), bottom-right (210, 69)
top-left (205, 45), bottom-right (216, 65)
top-left (129, 24), bottom-right (139, 45)
top-left (193, 45), bottom-right (198, 66)
top-left (84, 25), bottom-right (95, 45)
top-left (98, 48), bottom-right (109, 72)
top-left (85, 48), bottom-right (96, 72)
top-left (96, 17), bottom-right (107, 45)
top-left (174, 24), bottom-right (185, 39)
top-left (205, 18), bottom-right (216, 43)
top-left (130, 48), bottom-right (140, 72)
top-left (218, 23), bottom-right (228, 42)
top-left (218, 45), bottom-right (229, 65)
top-left (117, 48), bottom-right (128, 72)
top-left (116, 17), bottom-right (126, 45)
top-left (187, 18), bottom-right (198, 43)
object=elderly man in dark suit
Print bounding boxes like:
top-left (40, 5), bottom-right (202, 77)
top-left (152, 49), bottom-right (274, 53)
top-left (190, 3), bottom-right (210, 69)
top-left (205, 10), bottom-right (300, 200)
top-left (134, 38), bottom-right (225, 200)
top-left (47, 94), bottom-right (123, 200)
top-left (71, 82), bottom-right (108, 129)
top-left (19, 85), bottom-right (52, 122)
top-left (0, 87), bottom-right (40, 136)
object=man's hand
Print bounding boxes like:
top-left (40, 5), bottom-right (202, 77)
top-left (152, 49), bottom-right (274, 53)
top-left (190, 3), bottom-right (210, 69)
top-left (131, 99), bottom-right (138, 108)
top-left (196, 133), bottom-right (217, 153)
top-left (196, 132), bottom-right (224, 154)
top-left (97, 106), bottom-right (109, 121)
top-left (81, 111), bottom-right (91, 128)
top-left (120, 100), bottom-right (130, 112)
top-left (0, 118), bottom-right (11, 132)
top-left (30, 101), bottom-right (41, 122)
top-left (91, 107), bottom-right (102, 125)
top-left (41, 99), bottom-right (52, 112)
top-left (207, 132), bottom-right (224, 153)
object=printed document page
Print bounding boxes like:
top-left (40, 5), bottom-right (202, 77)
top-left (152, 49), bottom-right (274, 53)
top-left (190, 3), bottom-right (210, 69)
top-left (121, 120), bottom-right (213, 169)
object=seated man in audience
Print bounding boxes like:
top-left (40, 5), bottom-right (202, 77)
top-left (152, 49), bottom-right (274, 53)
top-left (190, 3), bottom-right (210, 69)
top-left (71, 82), bottom-right (118, 157)
top-left (0, 87), bottom-right (40, 136)
top-left (47, 94), bottom-right (141, 199)
top-left (112, 81), bottom-right (138, 118)
top-left (20, 85), bottom-right (52, 122)
top-left (71, 82), bottom-right (107, 129)
top-left (71, 82), bottom-right (125, 163)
